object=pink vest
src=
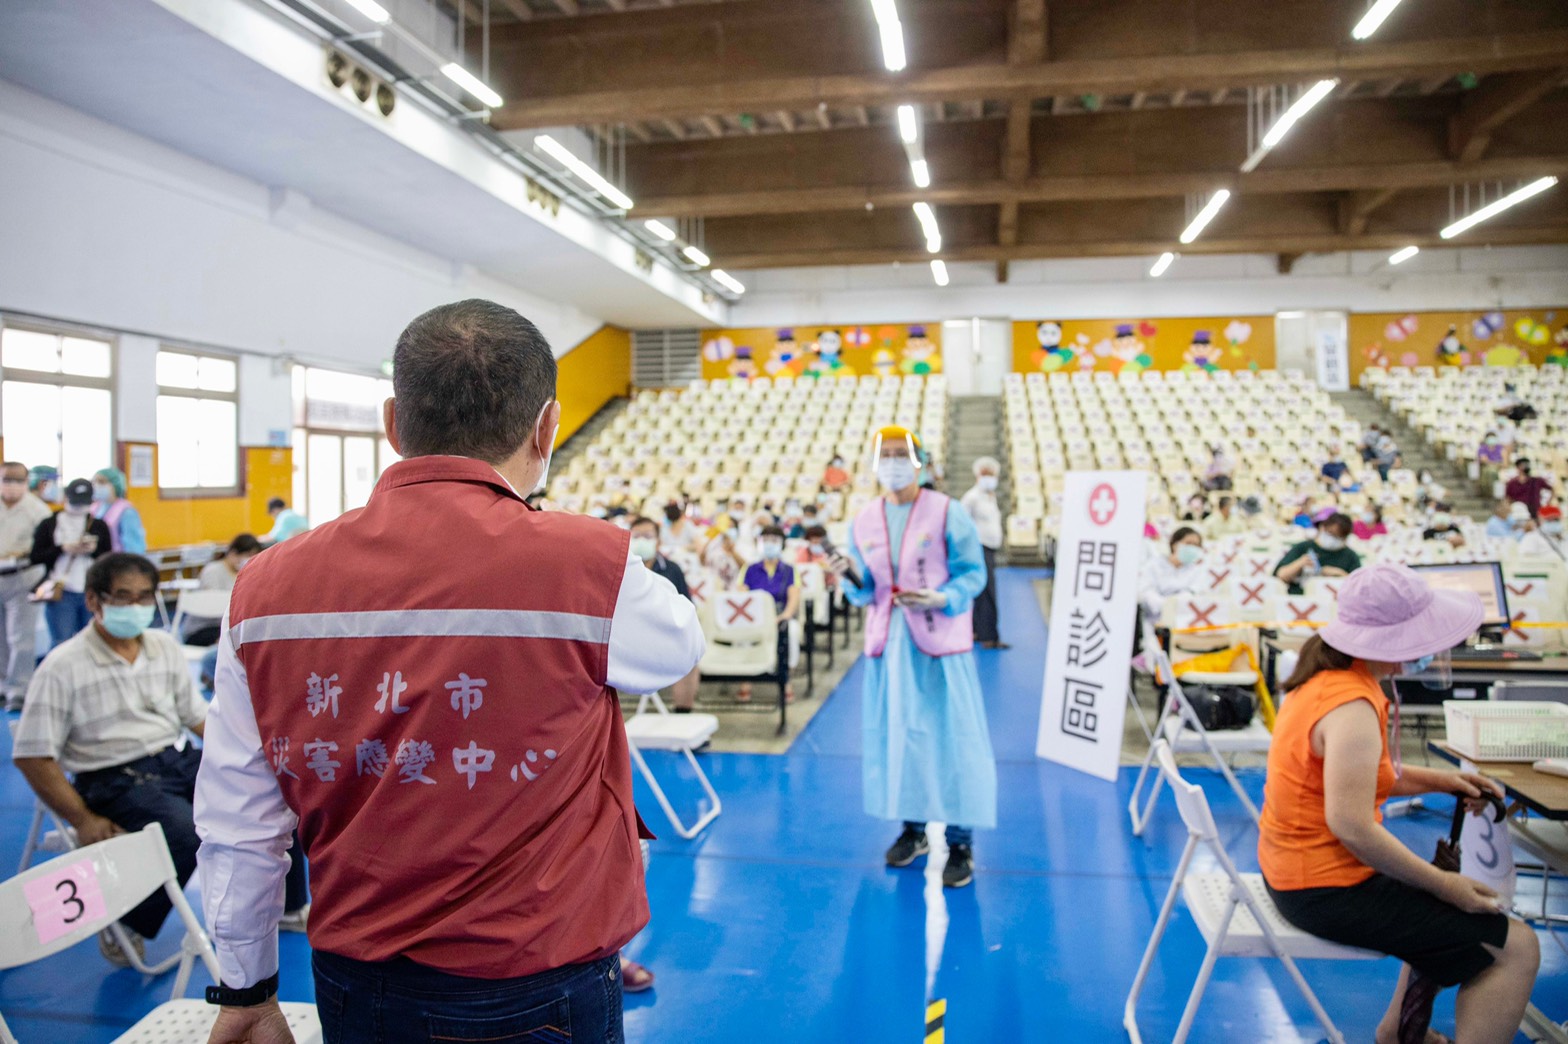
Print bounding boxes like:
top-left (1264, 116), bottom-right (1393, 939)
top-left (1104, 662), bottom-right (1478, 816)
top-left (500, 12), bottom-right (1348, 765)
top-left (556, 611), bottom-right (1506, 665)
top-left (98, 499), bottom-right (129, 552)
top-left (852, 490), bottom-right (973, 658)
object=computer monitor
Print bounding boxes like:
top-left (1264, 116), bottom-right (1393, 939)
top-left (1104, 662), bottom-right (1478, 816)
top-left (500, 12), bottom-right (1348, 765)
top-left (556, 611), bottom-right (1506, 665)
top-left (1408, 562), bottom-right (1510, 632)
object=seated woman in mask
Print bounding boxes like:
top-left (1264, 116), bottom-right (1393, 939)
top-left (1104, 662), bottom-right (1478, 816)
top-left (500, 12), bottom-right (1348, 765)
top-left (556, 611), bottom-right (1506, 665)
top-left (1518, 505), bottom-right (1566, 560)
top-left (1422, 505), bottom-right (1466, 548)
top-left (1275, 512), bottom-right (1361, 596)
top-left (1138, 527), bottom-right (1207, 621)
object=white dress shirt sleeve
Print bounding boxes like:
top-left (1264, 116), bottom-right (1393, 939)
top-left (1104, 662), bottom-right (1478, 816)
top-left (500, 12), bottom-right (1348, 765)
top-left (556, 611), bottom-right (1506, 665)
top-left (194, 619), bottom-right (298, 989)
top-left (606, 552), bottom-right (706, 695)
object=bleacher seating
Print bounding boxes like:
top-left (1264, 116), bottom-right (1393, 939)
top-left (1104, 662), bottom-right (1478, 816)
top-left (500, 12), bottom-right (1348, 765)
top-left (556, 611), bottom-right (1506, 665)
top-left (1002, 369), bottom-right (1382, 551)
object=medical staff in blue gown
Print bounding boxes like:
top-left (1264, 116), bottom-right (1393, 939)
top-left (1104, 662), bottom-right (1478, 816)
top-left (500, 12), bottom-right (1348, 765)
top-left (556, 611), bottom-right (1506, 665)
top-left (830, 426), bottom-right (997, 889)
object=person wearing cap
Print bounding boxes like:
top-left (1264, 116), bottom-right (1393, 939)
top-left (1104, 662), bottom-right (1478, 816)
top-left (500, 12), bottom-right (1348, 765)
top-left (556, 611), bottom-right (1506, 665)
top-left (827, 426), bottom-right (992, 889)
top-left (1275, 512), bottom-right (1360, 596)
top-left (30, 478), bottom-right (113, 650)
top-left (1518, 505), bottom-right (1565, 560)
top-left (1505, 458), bottom-right (1552, 520)
top-left (1484, 500), bottom-right (1525, 541)
top-left (27, 465), bottom-right (61, 507)
top-left (0, 462), bottom-right (53, 710)
top-left (1422, 505), bottom-right (1466, 548)
top-left (960, 456), bottom-right (1008, 649)
top-left (1259, 563), bottom-right (1539, 1044)
top-left (91, 468), bottom-right (146, 555)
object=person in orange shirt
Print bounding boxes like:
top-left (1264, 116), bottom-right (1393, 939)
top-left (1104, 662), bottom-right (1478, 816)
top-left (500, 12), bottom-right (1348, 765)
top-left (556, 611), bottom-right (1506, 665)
top-left (1259, 563), bottom-right (1539, 1044)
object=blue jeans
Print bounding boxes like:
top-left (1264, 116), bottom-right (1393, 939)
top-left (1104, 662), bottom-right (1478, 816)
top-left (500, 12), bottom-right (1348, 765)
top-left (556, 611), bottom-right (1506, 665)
top-left (904, 821), bottom-right (973, 848)
top-left (313, 950), bottom-right (623, 1044)
top-left (44, 590), bottom-right (91, 650)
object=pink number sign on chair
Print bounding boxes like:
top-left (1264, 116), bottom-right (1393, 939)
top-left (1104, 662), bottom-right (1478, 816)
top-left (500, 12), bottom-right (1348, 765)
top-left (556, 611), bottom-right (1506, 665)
top-left (23, 859), bottom-right (107, 945)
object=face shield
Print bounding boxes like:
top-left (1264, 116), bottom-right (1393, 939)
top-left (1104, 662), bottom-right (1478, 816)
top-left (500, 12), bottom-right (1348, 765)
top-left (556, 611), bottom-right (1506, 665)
top-left (1395, 647), bottom-right (1453, 691)
top-left (870, 429), bottom-right (922, 492)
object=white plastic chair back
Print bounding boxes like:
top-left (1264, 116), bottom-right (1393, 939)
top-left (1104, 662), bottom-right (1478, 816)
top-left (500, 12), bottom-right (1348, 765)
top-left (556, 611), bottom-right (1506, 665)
top-left (1152, 740), bottom-right (1221, 845)
top-left (710, 590), bottom-right (778, 642)
top-left (0, 823), bottom-right (215, 975)
top-left (175, 589), bottom-right (231, 624)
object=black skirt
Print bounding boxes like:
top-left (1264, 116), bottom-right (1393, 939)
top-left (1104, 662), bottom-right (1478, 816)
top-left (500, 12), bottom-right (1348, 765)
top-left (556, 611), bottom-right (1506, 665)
top-left (1267, 873), bottom-right (1509, 987)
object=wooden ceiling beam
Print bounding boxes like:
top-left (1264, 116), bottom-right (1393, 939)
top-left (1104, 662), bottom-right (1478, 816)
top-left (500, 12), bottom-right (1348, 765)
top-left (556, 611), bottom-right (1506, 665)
top-left (1338, 186), bottom-right (1401, 235)
top-left (1449, 68), bottom-right (1566, 164)
top-left (629, 154), bottom-right (1568, 218)
top-left (714, 226), bottom-right (1568, 270)
top-left (547, 0), bottom-right (578, 13)
top-left (489, 30), bottom-right (1568, 129)
top-left (495, 0), bottom-right (534, 21)
top-left (776, 109), bottom-right (794, 132)
top-left (996, 0), bottom-right (1047, 283)
top-left (662, 118), bottom-right (687, 139)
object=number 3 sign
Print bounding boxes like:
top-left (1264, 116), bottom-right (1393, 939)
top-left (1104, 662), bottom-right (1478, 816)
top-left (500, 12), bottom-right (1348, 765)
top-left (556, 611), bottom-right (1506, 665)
top-left (23, 859), bottom-right (108, 944)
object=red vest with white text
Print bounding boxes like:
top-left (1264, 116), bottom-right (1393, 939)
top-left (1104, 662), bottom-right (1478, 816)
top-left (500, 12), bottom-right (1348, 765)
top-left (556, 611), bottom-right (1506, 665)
top-left (851, 490), bottom-right (973, 658)
top-left (226, 456), bottom-right (645, 980)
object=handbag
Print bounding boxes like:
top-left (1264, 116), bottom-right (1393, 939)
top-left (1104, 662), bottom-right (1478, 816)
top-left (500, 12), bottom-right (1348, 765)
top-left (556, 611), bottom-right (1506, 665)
top-left (1184, 683), bottom-right (1256, 731)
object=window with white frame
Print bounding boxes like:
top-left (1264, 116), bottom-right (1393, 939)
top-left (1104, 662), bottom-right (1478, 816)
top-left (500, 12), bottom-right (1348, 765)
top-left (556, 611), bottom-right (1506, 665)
top-left (156, 348), bottom-right (239, 494)
top-left (292, 366), bottom-right (398, 525)
top-left (0, 323), bottom-right (114, 482)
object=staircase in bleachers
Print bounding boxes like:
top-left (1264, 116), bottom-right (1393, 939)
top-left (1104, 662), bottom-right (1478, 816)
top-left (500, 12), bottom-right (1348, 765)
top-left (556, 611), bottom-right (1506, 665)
top-left (550, 396), bottom-right (632, 483)
top-left (1329, 388), bottom-right (1490, 521)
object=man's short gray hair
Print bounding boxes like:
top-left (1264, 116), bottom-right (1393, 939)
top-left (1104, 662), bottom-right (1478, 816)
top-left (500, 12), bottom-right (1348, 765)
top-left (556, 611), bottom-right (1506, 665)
top-left (973, 456), bottom-right (1001, 476)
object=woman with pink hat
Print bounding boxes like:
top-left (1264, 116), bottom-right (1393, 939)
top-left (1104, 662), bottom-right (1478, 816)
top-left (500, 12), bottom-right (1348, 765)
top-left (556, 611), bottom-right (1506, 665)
top-left (1258, 563), bottom-right (1539, 1044)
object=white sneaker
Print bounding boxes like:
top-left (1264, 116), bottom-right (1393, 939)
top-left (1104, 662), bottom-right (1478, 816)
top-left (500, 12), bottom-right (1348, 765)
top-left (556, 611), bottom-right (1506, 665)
top-left (279, 904), bottom-right (310, 933)
top-left (98, 928), bottom-right (145, 969)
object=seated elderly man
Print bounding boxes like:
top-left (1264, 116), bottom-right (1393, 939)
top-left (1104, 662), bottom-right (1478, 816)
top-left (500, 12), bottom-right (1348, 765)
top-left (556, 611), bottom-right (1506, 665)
top-left (11, 553), bottom-right (208, 966)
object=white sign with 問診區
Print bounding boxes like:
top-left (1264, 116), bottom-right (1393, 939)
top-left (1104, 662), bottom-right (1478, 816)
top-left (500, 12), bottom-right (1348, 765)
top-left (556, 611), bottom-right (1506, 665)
top-left (1036, 471), bottom-right (1148, 782)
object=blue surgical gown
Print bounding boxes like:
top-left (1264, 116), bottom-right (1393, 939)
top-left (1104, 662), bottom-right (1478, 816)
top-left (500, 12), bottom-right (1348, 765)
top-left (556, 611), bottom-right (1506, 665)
top-left (844, 498), bottom-right (997, 829)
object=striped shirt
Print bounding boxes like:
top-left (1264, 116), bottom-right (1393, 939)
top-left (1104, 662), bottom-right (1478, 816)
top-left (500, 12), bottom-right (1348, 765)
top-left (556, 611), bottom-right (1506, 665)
top-left (13, 625), bottom-right (206, 773)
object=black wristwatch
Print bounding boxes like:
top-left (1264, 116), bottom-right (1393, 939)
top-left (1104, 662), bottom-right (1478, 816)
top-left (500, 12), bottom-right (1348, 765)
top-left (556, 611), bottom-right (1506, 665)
top-left (206, 972), bottom-right (279, 1007)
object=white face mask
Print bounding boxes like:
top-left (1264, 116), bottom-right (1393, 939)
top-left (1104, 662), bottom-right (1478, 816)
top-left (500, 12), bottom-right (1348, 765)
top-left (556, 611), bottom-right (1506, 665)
top-left (760, 540), bottom-right (784, 560)
top-left (978, 475), bottom-right (998, 492)
top-left (877, 457), bottom-right (918, 491)
top-left (1316, 533), bottom-right (1346, 551)
top-left (1175, 543), bottom-right (1204, 566)
top-left (629, 536), bottom-right (658, 561)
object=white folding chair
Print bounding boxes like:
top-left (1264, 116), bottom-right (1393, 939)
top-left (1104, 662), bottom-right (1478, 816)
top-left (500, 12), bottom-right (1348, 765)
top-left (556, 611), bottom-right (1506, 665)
top-left (171, 589), bottom-right (232, 663)
top-left (623, 691), bottom-right (722, 840)
top-left (1124, 741), bottom-right (1380, 1044)
top-left (0, 823), bottom-right (320, 1044)
top-left (1128, 623), bottom-right (1270, 834)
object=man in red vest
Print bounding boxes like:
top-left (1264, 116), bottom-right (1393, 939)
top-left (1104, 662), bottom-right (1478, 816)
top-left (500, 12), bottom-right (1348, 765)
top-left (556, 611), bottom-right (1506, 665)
top-left (195, 300), bottom-right (704, 1043)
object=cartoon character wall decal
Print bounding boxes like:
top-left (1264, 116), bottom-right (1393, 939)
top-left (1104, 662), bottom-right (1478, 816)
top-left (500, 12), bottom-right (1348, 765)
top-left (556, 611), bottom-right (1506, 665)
top-left (900, 325), bottom-right (940, 374)
top-left (1436, 324), bottom-right (1466, 367)
top-left (1184, 330), bottom-right (1220, 372)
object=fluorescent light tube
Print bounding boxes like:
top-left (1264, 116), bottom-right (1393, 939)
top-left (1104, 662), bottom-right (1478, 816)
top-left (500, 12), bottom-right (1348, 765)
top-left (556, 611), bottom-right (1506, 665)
top-left (925, 232), bottom-right (941, 253)
top-left (1388, 245), bottom-right (1419, 264)
top-left (1351, 0), bottom-right (1405, 40)
top-left (870, 0), bottom-right (906, 71)
top-left (440, 62), bottom-right (503, 109)
top-left (344, 0), bottom-right (391, 23)
top-left (910, 158), bottom-right (931, 188)
top-left (911, 201), bottom-right (940, 247)
top-left (644, 220), bottom-right (677, 242)
top-left (1440, 176), bottom-right (1559, 239)
top-left (682, 245), bottom-right (711, 266)
top-left (930, 259), bottom-right (949, 286)
top-left (1149, 251), bottom-right (1176, 277)
top-left (897, 104), bottom-right (918, 144)
top-left (712, 270), bottom-right (745, 294)
top-left (1179, 189), bottom-right (1231, 244)
top-left (534, 134), bottom-right (635, 210)
top-left (1261, 79), bottom-right (1337, 149)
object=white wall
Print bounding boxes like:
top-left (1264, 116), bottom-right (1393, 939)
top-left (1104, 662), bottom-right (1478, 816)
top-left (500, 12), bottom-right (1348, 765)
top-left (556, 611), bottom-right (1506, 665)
top-left (0, 79), bottom-right (607, 370)
top-left (730, 247), bottom-right (1568, 327)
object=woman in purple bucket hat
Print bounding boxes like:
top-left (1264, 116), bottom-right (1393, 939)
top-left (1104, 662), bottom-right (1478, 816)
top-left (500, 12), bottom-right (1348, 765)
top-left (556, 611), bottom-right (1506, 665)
top-left (1258, 562), bottom-right (1539, 1044)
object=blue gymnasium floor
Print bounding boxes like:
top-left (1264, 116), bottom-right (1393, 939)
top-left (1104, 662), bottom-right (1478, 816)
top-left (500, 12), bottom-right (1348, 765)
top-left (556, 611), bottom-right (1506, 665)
top-left (0, 568), bottom-right (1564, 1041)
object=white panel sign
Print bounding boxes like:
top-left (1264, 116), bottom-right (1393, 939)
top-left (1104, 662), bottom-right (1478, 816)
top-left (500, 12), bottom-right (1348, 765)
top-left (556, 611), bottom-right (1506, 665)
top-left (1314, 322), bottom-right (1350, 392)
top-left (1036, 471), bottom-right (1148, 781)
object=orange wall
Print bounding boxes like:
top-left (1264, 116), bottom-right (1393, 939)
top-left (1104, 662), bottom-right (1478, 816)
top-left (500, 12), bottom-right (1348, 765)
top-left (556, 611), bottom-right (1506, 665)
top-left (1349, 308), bottom-right (1567, 378)
top-left (699, 323), bottom-right (943, 381)
top-left (555, 325), bottom-right (630, 448)
top-left (1011, 315), bottom-right (1277, 374)
top-left (122, 444), bottom-right (292, 549)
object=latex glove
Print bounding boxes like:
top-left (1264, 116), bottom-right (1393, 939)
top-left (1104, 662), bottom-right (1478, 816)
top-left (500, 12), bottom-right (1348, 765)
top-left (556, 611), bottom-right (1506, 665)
top-left (895, 588), bottom-right (947, 610)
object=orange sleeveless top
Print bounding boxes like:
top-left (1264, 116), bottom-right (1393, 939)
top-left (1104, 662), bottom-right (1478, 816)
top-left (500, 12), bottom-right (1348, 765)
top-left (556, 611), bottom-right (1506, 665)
top-left (1258, 665), bottom-right (1396, 891)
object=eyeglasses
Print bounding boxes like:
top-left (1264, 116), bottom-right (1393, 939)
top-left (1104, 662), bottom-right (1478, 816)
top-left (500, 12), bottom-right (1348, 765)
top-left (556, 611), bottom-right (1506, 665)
top-left (101, 592), bottom-right (157, 607)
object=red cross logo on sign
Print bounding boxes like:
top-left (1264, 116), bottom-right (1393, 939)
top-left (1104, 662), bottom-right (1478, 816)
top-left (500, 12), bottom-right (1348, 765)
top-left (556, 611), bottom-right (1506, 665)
top-left (1087, 483), bottom-right (1117, 526)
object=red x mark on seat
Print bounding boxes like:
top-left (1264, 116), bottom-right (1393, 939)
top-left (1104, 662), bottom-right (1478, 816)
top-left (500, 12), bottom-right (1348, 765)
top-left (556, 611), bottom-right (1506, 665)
top-left (1238, 582), bottom-right (1265, 606)
top-left (1186, 602), bottom-right (1219, 628)
top-left (1222, 550), bottom-right (1239, 565)
top-left (1286, 602), bottom-right (1318, 624)
top-left (1207, 568), bottom-right (1231, 588)
top-left (1248, 559), bottom-right (1269, 577)
top-left (724, 598), bottom-right (757, 625)
top-left (1507, 582), bottom-right (1536, 600)
top-left (689, 579), bottom-right (710, 602)
top-left (1507, 610), bottom-right (1530, 642)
